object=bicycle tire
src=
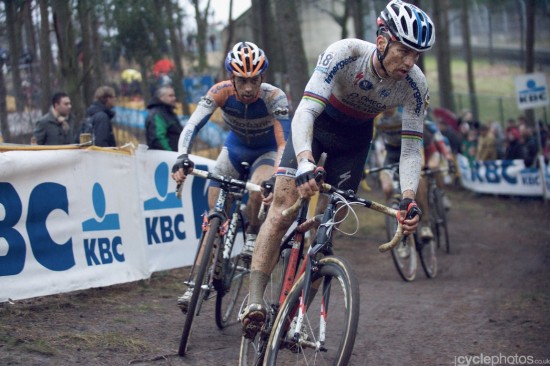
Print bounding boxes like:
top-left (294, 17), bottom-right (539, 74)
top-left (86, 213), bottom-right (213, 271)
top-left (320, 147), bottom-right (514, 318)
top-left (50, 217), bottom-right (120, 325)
top-left (264, 256), bottom-right (360, 366)
top-left (416, 232), bottom-right (437, 279)
top-left (239, 248), bottom-right (289, 366)
top-left (215, 215), bottom-right (250, 329)
top-left (386, 201), bottom-right (417, 282)
top-left (433, 188), bottom-right (451, 254)
top-left (178, 217), bottom-right (221, 356)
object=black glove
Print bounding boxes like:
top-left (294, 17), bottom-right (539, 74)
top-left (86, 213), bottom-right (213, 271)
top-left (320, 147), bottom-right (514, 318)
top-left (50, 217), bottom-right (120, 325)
top-left (261, 175), bottom-right (276, 196)
top-left (172, 154), bottom-right (195, 174)
top-left (399, 198), bottom-right (423, 220)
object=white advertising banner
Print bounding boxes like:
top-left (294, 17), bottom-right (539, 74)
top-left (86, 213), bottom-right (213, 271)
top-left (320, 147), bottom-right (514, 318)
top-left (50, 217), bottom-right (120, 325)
top-left (134, 147), bottom-right (213, 272)
top-left (457, 154), bottom-right (550, 198)
top-left (0, 148), bottom-right (215, 302)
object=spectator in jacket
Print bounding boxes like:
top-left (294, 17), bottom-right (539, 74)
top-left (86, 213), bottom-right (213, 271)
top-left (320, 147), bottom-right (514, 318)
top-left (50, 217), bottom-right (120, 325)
top-left (145, 86), bottom-right (182, 151)
top-left (33, 92), bottom-right (73, 145)
top-left (86, 86), bottom-right (117, 147)
top-left (504, 126), bottom-right (526, 161)
top-left (476, 123), bottom-right (497, 161)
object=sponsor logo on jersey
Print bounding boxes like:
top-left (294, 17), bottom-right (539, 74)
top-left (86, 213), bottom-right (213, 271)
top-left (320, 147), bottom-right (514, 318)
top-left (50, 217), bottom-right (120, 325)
top-left (405, 75), bottom-right (424, 115)
top-left (324, 56), bottom-right (359, 84)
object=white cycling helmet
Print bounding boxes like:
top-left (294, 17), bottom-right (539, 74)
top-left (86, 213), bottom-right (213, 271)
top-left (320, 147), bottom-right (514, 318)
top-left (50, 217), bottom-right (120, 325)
top-left (378, 0), bottom-right (435, 52)
top-left (225, 41), bottom-right (269, 78)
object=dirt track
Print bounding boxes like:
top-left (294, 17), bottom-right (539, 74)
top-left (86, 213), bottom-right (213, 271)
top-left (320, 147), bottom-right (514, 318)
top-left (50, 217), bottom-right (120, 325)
top-left (1, 187), bottom-right (549, 366)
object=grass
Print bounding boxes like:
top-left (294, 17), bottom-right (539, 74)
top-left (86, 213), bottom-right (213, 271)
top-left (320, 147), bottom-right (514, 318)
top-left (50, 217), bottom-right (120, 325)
top-left (423, 55), bottom-right (549, 124)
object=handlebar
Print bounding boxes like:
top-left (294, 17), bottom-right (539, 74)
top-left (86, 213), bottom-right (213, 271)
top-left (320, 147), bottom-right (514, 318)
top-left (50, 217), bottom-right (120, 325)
top-left (176, 168), bottom-right (261, 198)
top-left (282, 182), bottom-right (403, 252)
top-left (364, 162), bottom-right (399, 175)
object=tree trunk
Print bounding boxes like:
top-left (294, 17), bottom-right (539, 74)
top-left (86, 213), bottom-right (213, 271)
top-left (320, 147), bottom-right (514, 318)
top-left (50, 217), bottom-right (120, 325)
top-left (165, 0), bottom-right (190, 115)
top-left (274, 0), bottom-right (309, 114)
top-left (90, 5), bottom-right (105, 87)
top-left (0, 58), bottom-right (10, 142)
top-left (51, 0), bottom-right (84, 135)
top-left (223, 0), bottom-right (235, 72)
top-left (22, 0), bottom-right (38, 110)
top-left (461, 0), bottom-right (478, 120)
top-left (38, 0), bottom-right (53, 114)
top-left (193, 0), bottom-right (211, 73)
top-left (78, 0), bottom-right (95, 108)
top-left (432, 0), bottom-right (454, 111)
top-left (524, 0), bottom-right (535, 125)
top-left (5, 0), bottom-right (25, 112)
top-left (350, 0), bottom-right (365, 39)
top-left (251, 0), bottom-right (280, 84)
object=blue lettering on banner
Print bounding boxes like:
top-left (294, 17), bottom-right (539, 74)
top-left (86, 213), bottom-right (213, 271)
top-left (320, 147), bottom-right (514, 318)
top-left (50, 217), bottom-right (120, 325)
top-left (1, 182), bottom-right (76, 276)
top-left (144, 163), bottom-right (188, 245)
top-left (0, 183), bottom-right (27, 276)
top-left (145, 214), bottom-right (186, 244)
top-left (84, 236), bottom-right (124, 265)
top-left (81, 183), bottom-right (124, 266)
top-left (469, 160), bottom-right (518, 184)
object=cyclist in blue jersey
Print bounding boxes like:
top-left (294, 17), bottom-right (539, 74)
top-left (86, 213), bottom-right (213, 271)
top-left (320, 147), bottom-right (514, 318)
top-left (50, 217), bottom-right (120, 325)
top-left (239, 0), bottom-right (436, 339)
top-left (171, 42), bottom-right (290, 312)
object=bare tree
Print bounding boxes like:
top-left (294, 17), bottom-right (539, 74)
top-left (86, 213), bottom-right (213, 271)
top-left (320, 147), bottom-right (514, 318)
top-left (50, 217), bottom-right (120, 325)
top-left (524, 0), bottom-right (535, 125)
top-left (4, 0), bottom-right (24, 112)
top-left (77, 0), bottom-right (95, 107)
top-left (251, 0), bottom-right (281, 84)
top-left (164, 0), bottom-right (190, 115)
top-left (51, 0), bottom-right (85, 124)
top-left (432, 0), bottom-right (454, 111)
top-left (191, 0), bottom-right (211, 72)
top-left (0, 55), bottom-right (10, 142)
top-left (223, 0), bottom-right (235, 62)
top-left (90, 4), bottom-right (105, 86)
top-left (38, 0), bottom-right (53, 114)
top-left (350, 0), bottom-right (365, 39)
top-left (460, 0), bottom-right (478, 119)
top-left (274, 0), bottom-right (309, 113)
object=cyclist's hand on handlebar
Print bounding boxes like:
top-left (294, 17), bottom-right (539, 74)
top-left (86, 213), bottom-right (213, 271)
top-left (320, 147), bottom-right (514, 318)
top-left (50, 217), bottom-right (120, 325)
top-left (398, 198), bottom-right (422, 235)
top-left (295, 158), bottom-right (320, 198)
top-left (171, 154), bottom-right (195, 184)
top-left (261, 175), bottom-right (276, 205)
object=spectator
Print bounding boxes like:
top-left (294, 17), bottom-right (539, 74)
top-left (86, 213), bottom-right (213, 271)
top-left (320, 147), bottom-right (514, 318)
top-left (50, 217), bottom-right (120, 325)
top-left (437, 119), bottom-right (462, 155)
top-left (145, 86), bottom-right (182, 151)
top-left (461, 129), bottom-right (478, 166)
top-left (33, 92), bottom-right (73, 145)
top-left (86, 86), bottom-right (117, 147)
top-left (521, 124), bottom-right (538, 167)
top-left (489, 120), bottom-right (506, 159)
top-left (503, 126), bottom-right (526, 161)
top-left (475, 123), bottom-right (497, 161)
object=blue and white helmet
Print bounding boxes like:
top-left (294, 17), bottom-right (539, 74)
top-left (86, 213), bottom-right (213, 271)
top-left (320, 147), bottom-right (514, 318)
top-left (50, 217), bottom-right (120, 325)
top-left (378, 0), bottom-right (435, 52)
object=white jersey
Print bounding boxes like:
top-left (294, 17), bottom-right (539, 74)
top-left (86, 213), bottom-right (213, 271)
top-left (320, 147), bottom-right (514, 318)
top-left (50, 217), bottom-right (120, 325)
top-left (292, 38), bottom-right (429, 193)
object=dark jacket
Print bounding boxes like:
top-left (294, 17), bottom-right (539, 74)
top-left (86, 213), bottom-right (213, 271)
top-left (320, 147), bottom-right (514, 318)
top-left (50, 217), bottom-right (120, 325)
top-left (145, 97), bottom-right (182, 151)
top-left (33, 110), bottom-right (73, 145)
top-left (87, 101), bottom-right (116, 147)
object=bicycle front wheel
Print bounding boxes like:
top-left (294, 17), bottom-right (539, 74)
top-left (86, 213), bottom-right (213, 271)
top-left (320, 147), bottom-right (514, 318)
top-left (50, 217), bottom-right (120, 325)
top-left (178, 217), bottom-right (221, 356)
top-left (386, 201), bottom-right (417, 282)
top-left (433, 188), bottom-right (451, 254)
top-left (265, 256), bottom-right (360, 366)
top-left (417, 233), bottom-right (438, 279)
top-left (239, 248), bottom-right (289, 366)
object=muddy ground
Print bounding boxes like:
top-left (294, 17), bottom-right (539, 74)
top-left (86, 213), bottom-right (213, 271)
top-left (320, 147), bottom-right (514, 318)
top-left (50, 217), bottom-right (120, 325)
top-left (1, 186), bottom-right (549, 366)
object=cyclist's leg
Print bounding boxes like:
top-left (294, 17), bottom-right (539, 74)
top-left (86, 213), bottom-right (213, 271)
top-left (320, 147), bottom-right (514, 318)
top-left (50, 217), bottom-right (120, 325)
top-left (241, 139), bottom-right (300, 336)
top-left (245, 151), bottom-right (276, 235)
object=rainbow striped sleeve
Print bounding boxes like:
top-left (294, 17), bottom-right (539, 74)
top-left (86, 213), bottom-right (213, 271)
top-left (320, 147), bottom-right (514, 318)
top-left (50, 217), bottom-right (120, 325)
top-left (401, 130), bottom-right (423, 142)
top-left (302, 92), bottom-right (328, 108)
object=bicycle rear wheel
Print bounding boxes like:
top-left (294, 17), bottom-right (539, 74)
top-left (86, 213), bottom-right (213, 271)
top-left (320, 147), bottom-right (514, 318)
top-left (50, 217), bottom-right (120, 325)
top-left (215, 220), bottom-right (250, 329)
top-left (433, 188), bottom-right (451, 254)
top-left (239, 248), bottom-right (288, 366)
top-left (386, 201), bottom-right (417, 282)
top-left (178, 217), bottom-right (221, 356)
top-left (264, 256), bottom-right (360, 366)
top-left (416, 233), bottom-right (437, 278)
